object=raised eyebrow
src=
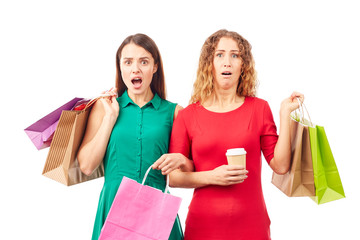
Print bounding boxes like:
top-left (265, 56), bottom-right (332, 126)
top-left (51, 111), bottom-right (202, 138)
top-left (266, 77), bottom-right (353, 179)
top-left (215, 50), bottom-right (240, 53)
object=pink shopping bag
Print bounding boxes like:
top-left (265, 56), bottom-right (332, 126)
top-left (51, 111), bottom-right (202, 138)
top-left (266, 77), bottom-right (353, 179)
top-left (99, 166), bottom-right (182, 240)
top-left (24, 97), bottom-right (86, 150)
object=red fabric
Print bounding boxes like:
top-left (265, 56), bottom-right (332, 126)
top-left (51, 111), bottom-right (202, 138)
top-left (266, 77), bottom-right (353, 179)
top-left (169, 97), bottom-right (278, 240)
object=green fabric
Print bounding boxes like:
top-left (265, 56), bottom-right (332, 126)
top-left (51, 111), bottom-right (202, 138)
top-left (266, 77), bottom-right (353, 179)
top-left (308, 125), bottom-right (345, 204)
top-left (91, 91), bottom-right (183, 239)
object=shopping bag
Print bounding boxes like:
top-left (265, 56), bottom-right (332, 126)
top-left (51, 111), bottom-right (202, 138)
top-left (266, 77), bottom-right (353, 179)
top-left (99, 166), bottom-right (182, 240)
top-left (272, 103), bottom-right (315, 197)
top-left (24, 98), bottom-right (84, 150)
top-left (309, 125), bottom-right (345, 204)
top-left (42, 97), bottom-right (104, 186)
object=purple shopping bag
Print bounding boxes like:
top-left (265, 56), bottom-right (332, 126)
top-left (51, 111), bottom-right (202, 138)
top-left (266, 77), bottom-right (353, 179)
top-left (99, 166), bottom-right (182, 240)
top-left (24, 97), bottom-right (85, 150)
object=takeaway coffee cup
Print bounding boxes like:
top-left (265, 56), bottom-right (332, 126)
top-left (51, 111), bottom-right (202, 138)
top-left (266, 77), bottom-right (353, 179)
top-left (226, 148), bottom-right (247, 169)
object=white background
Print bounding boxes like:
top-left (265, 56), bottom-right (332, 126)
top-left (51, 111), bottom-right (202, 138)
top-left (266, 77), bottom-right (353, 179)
top-left (1, 0), bottom-right (359, 239)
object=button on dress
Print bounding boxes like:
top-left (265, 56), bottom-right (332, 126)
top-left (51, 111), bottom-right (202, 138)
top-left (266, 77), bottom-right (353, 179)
top-left (91, 91), bottom-right (183, 240)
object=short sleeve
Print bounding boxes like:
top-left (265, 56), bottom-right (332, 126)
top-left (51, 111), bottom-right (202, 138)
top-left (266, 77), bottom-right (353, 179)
top-left (169, 109), bottom-right (191, 159)
top-left (261, 102), bottom-right (278, 164)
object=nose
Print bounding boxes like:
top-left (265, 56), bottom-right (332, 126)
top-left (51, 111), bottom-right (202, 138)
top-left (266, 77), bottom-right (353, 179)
top-left (132, 62), bottom-right (140, 73)
top-left (223, 56), bottom-right (231, 68)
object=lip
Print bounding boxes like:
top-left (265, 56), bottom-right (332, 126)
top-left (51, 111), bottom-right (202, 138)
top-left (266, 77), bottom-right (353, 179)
top-left (131, 76), bottom-right (142, 81)
top-left (221, 71), bottom-right (232, 75)
top-left (131, 76), bottom-right (143, 89)
top-left (221, 71), bottom-right (232, 78)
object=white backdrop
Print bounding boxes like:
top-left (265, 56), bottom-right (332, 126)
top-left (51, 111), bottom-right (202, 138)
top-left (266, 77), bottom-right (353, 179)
top-left (1, 0), bottom-right (359, 239)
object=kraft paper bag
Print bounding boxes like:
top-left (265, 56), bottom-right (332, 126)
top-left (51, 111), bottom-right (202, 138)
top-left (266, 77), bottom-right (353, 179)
top-left (24, 98), bottom-right (83, 150)
top-left (99, 167), bottom-right (182, 240)
top-left (272, 102), bottom-right (315, 197)
top-left (42, 97), bottom-right (104, 186)
top-left (272, 116), bottom-right (315, 197)
top-left (309, 125), bottom-right (345, 204)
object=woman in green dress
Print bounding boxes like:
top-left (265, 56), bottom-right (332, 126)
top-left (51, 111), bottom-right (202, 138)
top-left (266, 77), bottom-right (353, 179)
top-left (77, 33), bottom-right (192, 240)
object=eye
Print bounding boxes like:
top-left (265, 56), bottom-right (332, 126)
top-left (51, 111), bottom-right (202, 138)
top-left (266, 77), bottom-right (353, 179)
top-left (124, 60), bottom-right (131, 65)
top-left (232, 54), bottom-right (239, 58)
top-left (141, 60), bottom-right (148, 65)
top-left (216, 53), bottom-right (223, 57)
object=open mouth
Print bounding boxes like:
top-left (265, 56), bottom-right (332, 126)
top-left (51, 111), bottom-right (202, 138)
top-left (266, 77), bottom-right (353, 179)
top-left (222, 72), bottom-right (232, 76)
top-left (131, 78), bottom-right (143, 88)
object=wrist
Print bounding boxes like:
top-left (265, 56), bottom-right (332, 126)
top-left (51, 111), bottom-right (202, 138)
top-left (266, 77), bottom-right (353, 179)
top-left (280, 108), bottom-right (291, 119)
top-left (204, 170), bottom-right (214, 185)
top-left (103, 114), bottom-right (118, 126)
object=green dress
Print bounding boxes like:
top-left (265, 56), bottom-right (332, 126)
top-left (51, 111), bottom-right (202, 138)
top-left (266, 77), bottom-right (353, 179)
top-left (91, 91), bottom-right (184, 240)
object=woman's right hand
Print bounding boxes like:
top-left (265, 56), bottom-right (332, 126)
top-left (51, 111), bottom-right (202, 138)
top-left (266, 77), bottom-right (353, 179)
top-left (209, 165), bottom-right (248, 186)
top-left (100, 87), bottom-right (119, 124)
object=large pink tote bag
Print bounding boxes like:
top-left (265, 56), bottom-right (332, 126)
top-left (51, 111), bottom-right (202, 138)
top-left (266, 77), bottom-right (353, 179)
top-left (99, 166), bottom-right (182, 240)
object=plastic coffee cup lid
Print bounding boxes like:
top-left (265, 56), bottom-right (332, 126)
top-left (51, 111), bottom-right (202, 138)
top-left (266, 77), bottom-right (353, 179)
top-left (226, 148), bottom-right (247, 156)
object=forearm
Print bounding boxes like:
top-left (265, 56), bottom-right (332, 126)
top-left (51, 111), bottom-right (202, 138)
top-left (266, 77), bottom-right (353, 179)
top-left (169, 169), bottom-right (212, 188)
top-left (78, 115), bottom-right (115, 175)
top-left (272, 110), bottom-right (292, 174)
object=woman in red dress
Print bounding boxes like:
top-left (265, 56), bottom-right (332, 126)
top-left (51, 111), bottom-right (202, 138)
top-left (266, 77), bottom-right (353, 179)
top-left (153, 29), bottom-right (304, 240)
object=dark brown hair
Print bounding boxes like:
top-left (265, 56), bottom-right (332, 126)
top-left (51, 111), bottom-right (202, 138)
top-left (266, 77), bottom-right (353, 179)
top-left (115, 33), bottom-right (166, 99)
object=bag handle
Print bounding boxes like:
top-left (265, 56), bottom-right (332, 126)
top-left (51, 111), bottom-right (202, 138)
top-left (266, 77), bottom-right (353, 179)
top-left (293, 97), bottom-right (313, 127)
top-left (82, 93), bottom-right (112, 111)
top-left (142, 165), bottom-right (170, 194)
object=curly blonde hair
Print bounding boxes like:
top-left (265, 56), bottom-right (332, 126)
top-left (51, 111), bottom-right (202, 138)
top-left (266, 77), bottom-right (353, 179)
top-left (190, 29), bottom-right (257, 104)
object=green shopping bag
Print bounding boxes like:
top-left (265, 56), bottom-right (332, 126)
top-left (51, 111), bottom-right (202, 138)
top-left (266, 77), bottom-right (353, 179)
top-left (308, 125), bottom-right (345, 204)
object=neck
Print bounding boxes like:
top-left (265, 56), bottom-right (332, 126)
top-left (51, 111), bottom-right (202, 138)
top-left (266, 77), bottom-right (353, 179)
top-left (206, 84), bottom-right (238, 106)
top-left (203, 87), bottom-right (245, 113)
top-left (128, 88), bottom-right (154, 108)
top-left (213, 89), bottom-right (237, 106)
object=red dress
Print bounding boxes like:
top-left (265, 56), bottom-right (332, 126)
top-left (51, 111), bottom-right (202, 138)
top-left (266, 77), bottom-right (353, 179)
top-left (169, 97), bottom-right (278, 240)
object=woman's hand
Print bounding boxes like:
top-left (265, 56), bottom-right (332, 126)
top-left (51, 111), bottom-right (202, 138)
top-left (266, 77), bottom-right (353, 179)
top-left (153, 153), bottom-right (189, 175)
top-left (280, 91), bottom-right (304, 116)
top-left (209, 165), bottom-right (248, 186)
top-left (271, 91), bottom-right (305, 174)
top-left (100, 87), bottom-right (119, 124)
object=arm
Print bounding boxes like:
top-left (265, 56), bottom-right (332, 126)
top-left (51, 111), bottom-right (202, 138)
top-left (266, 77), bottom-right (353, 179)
top-left (174, 104), bottom-right (183, 119)
top-left (152, 153), bottom-right (194, 175)
top-left (77, 94), bottom-right (119, 176)
top-left (169, 165), bottom-right (248, 188)
top-left (152, 104), bottom-right (193, 174)
top-left (160, 105), bottom-right (247, 188)
top-left (270, 92), bottom-right (304, 174)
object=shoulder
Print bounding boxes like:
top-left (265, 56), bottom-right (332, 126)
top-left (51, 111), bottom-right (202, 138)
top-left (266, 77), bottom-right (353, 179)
top-left (246, 96), bottom-right (269, 107)
top-left (175, 102), bottom-right (200, 118)
top-left (159, 98), bottom-right (177, 109)
top-left (174, 105), bottom-right (183, 119)
top-left (245, 96), bottom-right (273, 116)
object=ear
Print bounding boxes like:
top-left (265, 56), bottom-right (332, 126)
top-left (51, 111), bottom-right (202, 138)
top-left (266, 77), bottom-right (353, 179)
top-left (152, 64), bottom-right (158, 74)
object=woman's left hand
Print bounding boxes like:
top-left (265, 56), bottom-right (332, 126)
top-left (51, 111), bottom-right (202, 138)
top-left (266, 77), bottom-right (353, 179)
top-left (280, 91), bottom-right (304, 116)
top-left (152, 153), bottom-right (186, 175)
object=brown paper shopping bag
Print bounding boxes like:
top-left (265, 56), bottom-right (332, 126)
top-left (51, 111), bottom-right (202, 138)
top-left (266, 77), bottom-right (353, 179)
top-left (272, 103), bottom-right (315, 197)
top-left (42, 97), bottom-right (104, 186)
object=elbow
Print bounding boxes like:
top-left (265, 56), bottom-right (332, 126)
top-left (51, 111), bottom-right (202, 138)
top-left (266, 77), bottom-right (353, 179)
top-left (79, 161), bottom-right (93, 176)
top-left (77, 154), bottom-right (94, 176)
top-left (271, 158), bottom-right (290, 175)
top-left (274, 167), bottom-right (289, 175)
top-left (80, 165), bottom-right (94, 176)
top-left (273, 163), bottom-right (290, 175)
